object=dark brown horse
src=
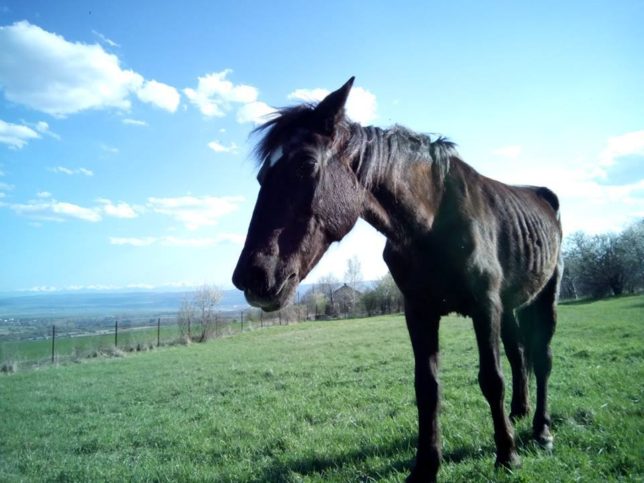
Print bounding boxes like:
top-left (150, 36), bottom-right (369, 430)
top-left (232, 77), bottom-right (562, 482)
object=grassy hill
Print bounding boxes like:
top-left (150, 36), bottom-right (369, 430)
top-left (1, 296), bottom-right (642, 482)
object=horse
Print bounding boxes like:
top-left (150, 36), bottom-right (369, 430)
top-left (232, 77), bottom-right (562, 482)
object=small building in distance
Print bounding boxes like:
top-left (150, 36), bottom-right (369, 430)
top-left (333, 283), bottom-right (362, 316)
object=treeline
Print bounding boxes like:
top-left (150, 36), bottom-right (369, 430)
top-left (561, 219), bottom-right (644, 299)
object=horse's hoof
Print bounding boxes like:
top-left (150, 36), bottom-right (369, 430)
top-left (406, 467), bottom-right (437, 483)
top-left (534, 429), bottom-right (555, 452)
top-left (495, 450), bottom-right (522, 470)
top-left (535, 429), bottom-right (554, 452)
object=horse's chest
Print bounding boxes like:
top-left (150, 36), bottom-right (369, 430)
top-left (384, 241), bottom-right (473, 312)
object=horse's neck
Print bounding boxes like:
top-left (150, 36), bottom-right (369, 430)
top-left (360, 158), bottom-right (450, 244)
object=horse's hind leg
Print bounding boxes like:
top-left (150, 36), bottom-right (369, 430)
top-left (501, 310), bottom-right (530, 420)
top-left (517, 269), bottom-right (560, 449)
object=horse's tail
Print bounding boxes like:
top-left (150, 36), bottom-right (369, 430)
top-left (536, 186), bottom-right (560, 221)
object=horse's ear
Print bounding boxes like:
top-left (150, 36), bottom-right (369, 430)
top-left (311, 76), bottom-right (354, 136)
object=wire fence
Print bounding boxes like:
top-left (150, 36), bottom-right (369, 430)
top-left (0, 306), bottom-right (311, 373)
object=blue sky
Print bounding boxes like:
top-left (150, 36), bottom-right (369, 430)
top-left (0, 1), bottom-right (642, 293)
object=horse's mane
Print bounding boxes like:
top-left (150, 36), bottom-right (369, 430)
top-left (253, 104), bottom-right (458, 187)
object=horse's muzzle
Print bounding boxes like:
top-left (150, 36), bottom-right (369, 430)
top-left (232, 257), bottom-right (298, 312)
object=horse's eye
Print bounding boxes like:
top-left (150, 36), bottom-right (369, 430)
top-left (296, 159), bottom-right (317, 179)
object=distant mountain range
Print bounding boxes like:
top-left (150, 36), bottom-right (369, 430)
top-left (0, 281), bottom-right (376, 320)
top-left (0, 288), bottom-right (250, 319)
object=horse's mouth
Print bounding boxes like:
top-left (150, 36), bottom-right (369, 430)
top-left (245, 273), bottom-right (298, 312)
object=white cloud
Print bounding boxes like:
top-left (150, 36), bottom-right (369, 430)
top-left (184, 69), bottom-right (275, 124)
top-left (19, 280), bottom-right (211, 293)
top-left (287, 85), bottom-right (377, 125)
top-left (208, 140), bottom-right (238, 153)
top-left (110, 236), bottom-right (156, 246)
top-left (92, 30), bottom-right (120, 48)
top-left (346, 87), bottom-right (377, 125)
top-left (147, 195), bottom-right (244, 230)
top-left (492, 145), bottom-right (523, 159)
top-left (0, 21), bottom-right (179, 117)
top-left (109, 233), bottom-right (245, 247)
top-left (6, 194), bottom-right (143, 223)
top-left (0, 21), bottom-right (142, 116)
top-left (10, 198), bottom-right (102, 222)
top-left (481, 131), bottom-right (644, 235)
top-left (100, 144), bottom-right (119, 154)
top-left (122, 118), bottom-right (148, 126)
top-left (33, 120), bottom-right (60, 139)
top-left (236, 101), bottom-right (276, 125)
top-left (184, 69), bottom-right (256, 117)
top-left (598, 130), bottom-right (644, 171)
top-left (97, 198), bottom-right (141, 219)
top-left (0, 119), bottom-right (40, 149)
top-left (48, 166), bottom-right (94, 176)
top-left (288, 88), bottom-right (330, 103)
top-left (136, 79), bottom-right (180, 113)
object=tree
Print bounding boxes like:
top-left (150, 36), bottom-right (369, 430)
top-left (360, 272), bottom-right (403, 316)
top-left (619, 219), bottom-right (644, 292)
top-left (344, 256), bottom-right (362, 289)
top-left (301, 284), bottom-right (327, 319)
top-left (177, 284), bottom-right (222, 341)
top-left (562, 219), bottom-right (644, 299)
top-left (344, 256), bottom-right (362, 315)
top-left (317, 273), bottom-right (340, 316)
top-left (177, 296), bottom-right (196, 340)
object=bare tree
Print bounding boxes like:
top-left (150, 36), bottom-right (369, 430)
top-left (344, 256), bottom-right (362, 315)
top-left (177, 296), bottom-right (196, 340)
top-left (177, 284), bottom-right (222, 342)
top-left (301, 284), bottom-right (327, 319)
top-left (317, 273), bottom-right (340, 317)
top-left (344, 256), bottom-right (362, 289)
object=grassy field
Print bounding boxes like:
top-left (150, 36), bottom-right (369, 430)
top-left (0, 325), bottom-right (181, 365)
top-left (0, 319), bottom-right (259, 367)
top-left (1, 296), bottom-right (642, 482)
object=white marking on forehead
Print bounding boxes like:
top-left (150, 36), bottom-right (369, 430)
top-left (269, 145), bottom-right (284, 167)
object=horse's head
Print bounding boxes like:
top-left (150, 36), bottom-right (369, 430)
top-left (232, 78), bottom-right (362, 311)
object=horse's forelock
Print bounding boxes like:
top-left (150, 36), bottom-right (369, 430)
top-left (253, 104), bottom-right (316, 167)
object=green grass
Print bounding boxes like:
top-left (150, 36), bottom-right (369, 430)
top-left (1, 296), bottom-right (642, 482)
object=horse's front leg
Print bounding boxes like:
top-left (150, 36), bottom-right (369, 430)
top-left (472, 298), bottom-right (520, 468)
top-left (404, 297), bottom-right (441, 483)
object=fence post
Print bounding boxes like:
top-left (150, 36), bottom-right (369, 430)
top-left (260, 311), bottom-right (263, 328)
top-left (157, 317), bottom-right (161, 347)
top-left (241, 311), bottom-right (244, 332)
top-left (51, 325), bottom-right (56, 364)
top-left (115, 320), bottom-right (118, 348)
top-left (279, 310), bottom-right (282, 326)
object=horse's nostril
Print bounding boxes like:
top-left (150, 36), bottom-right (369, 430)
top-left (248, 266), bottom-right (270, 291)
